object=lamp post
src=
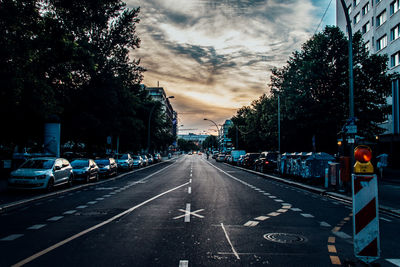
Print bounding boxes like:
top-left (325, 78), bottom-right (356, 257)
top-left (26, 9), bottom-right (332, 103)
top-left (147, 96), bottom-right (174, 153)
top-left (204, 118), bottom-right (220, 150)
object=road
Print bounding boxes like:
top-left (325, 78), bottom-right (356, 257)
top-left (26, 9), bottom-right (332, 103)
top-left (0, 155), bottom-right (399, 266)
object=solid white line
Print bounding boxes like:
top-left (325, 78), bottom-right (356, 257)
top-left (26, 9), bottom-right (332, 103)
top-left (221, 223), bottom-right (240, 260)
top-left (11, 182), bottom-right (189, 267)
top-left (380, 217), bottom-right (392, 222)
top-left (179, 260), bottom-right (189, 267)
top-left (184, 203), bottom-right (191, 222)
top-left (188, 187), bottom-right (192, 194)
top-left (386, 259), bottom-right (400, 266)
top-left (27, 224), bottom-right (46, 230)
top-left (0, 234), bottom-right (24, 241)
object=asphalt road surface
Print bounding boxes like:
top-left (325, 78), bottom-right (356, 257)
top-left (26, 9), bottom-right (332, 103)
top-left (1, 155), bottom-right (399, 266)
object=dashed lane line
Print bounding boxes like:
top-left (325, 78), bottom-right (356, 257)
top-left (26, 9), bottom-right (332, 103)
top-left (300, 213), bottom-right (315, 218)
top-left (76, 205), bottom-right (87, 209)
top-left (0, 234), bottom-right (24, 241)
top-left (179, 260), bottom-right (189, 267)
top-left (27, 224), bottom-right (46, 230)
top-left (63, 210), bottom-right (77, 215)
top-left (244, 221), bottom-right (259, 227)
top-left (47, 216), bottom-right (63, 221)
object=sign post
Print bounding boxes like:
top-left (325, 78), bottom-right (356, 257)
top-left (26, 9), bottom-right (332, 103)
top-left (351, 146), bottom-right (380, 263)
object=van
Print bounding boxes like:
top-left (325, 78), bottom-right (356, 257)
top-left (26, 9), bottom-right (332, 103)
top-left (230, 150), bottom-right (246, 165)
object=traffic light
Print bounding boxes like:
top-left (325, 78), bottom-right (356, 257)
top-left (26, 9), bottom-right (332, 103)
top-left (353, 145), bottom-right (374, 174)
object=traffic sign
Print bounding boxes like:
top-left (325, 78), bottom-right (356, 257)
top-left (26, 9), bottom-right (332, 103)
top-left (346, 125), bottom-right (357, 134)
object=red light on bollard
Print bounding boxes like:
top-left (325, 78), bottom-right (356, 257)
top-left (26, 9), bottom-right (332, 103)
top-left (354, 146), bottom-right (372, 163)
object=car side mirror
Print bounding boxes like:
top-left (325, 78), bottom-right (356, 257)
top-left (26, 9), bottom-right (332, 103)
top-left (54, 166), bottom-right (61, 171)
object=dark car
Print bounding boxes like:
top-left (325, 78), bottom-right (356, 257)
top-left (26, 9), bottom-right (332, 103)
top-left (147, 154), bottom-right (154, 164)
top-left (95, 158), bottom-right (118, 177)
top-left (242, 153), bottom-right (261, 169)
top-left (70, 158), bottom-right (99, 183)
top-left (153, 153), bottom-right (161, 163)
top-left (216, 153), bottom-right (226, 162)
top-left (116, 153), bottom-right (134, 171)
top-left (253, 152), bottom-right (278, 173)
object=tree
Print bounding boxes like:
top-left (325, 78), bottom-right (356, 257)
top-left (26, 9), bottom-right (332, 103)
top-left (177, 139), bottom-right (199, 152)
top-left (202, 135), bottom-right (218, 150)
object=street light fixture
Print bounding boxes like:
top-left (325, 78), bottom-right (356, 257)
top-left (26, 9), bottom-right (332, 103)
top-left (204, 118), bottom-right (221, 150)
top-left (147, 96), bottom-right (175, 153)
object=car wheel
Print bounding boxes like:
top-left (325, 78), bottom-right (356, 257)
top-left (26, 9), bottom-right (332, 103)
top-left (46, 178), bottom-right (55, 192)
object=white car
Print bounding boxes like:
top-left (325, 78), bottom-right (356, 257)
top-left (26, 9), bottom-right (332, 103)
top-left (8, 157), bottom-right (73, 191)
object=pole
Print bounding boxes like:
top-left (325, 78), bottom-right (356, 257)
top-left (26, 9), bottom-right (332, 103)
top-left (278, 95), bottom-right (281, 153)
top-left (236, 126), bottom-right (239, 149)
top-left (116, 136), bottom-right (119, 159)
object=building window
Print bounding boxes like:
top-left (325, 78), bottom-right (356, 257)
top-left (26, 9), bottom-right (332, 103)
top-left (390, 0), bottom-right (400, 15)
top-left (354, 0), bottom-right (360, 6)
top-left (391, 24), bottom-right (400, 40)
top-left (362, 2), bottom-right (370, 15)
top-left (348, 4), bottom-right (352, 15)
top-left (377, 34), bottom-right (388, 50)
top-left (365, 41), bottom-right (371, 52)
top-left (376, 10), bottom-right (387, 27)
top-left (354, 12), bottom-right (361, 24)
top-left (391, 51), bottom-right (400, 67)
top-left (362, 21), bottom-right (371, 33)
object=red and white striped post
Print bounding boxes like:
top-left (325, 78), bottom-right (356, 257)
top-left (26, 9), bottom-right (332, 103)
top-left (351, 145), bottom-right (380, 263)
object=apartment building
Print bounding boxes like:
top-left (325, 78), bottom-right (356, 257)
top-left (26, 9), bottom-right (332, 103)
top-left (337, 0), bottom-right (400, 159)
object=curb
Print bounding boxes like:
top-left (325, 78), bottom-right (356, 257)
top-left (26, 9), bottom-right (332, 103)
top-left (224, 163), bottom-right (400, 219)
top-left (0, 157), bottom-right (178, 214)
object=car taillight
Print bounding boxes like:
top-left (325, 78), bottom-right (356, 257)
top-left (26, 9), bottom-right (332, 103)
top-left (265, 161), bottom-right (269, 164)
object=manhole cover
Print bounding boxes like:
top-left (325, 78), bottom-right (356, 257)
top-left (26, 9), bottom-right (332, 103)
top-left (263, 233), bottom-right (307, 244)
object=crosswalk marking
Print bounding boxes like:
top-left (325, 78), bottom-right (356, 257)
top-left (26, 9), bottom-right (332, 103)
top-left (244, 220), bottom-right (259, 227)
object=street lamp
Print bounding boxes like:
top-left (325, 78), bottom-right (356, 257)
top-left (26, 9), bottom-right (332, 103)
top-left (147, 96), bottom-right (175, 153)
top-left (204, 118), bottom-right (221, 150)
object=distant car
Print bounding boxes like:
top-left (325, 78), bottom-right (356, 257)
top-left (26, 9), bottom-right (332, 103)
top-left (242, 153), bottom-right (261, 169)
top-left (188, 152), bottom-right (193, 155)
top-left (237, 155), bottom-right (245, 166)
top-left (132, 155), bottom-right (143, 168)
top-left (8, 157), bottom-right (73, 191)
top-left (153, 153), bottom-right (161, 163)
top-left (230, 150), bottom-right (246, 165)
top-left (141, 155), bottom-right (149, 166)
top-left (116, 154), bottom-right (134, 170)
top-left (254, 152), bottom-right (279, 173)
top-left (95, 158), bottom-right (118, 177)
top-left (147, 154), bottom-right (154, 164)
top-left (216, 153), bottom-right (226, 162)
top-left (71, 159), bottom-right (99, 183)
top-left (212, 151), bottom-right (219, 159)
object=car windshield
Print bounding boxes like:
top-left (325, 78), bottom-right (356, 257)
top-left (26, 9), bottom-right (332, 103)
top-left (20, 159), bottom-right (54, 169)
top-left (120, 154), bottom-right (129, 159)
top-left (133, 156), bottom-right (140, 160)
top-left (95, 160), bottom-right (109, 165)
top-left (71, 160), bottom-right (89, 168)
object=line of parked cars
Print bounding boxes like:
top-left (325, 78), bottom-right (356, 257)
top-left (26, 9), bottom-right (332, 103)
top-left (214, 150), bottom-right (279, 174)
top-left (7, 152), bottom-right (163, 191)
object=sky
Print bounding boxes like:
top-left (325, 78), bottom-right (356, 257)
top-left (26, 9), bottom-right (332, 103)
top-left (126, 0), bottom-right (336, 135)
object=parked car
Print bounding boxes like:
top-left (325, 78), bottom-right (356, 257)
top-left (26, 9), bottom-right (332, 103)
top-left (71, 159), bottom-right (99, 183)
top-left (230, 150), bottom-right (246, 165)
top-left (253, 152), bottom-right (279, 173)
top-left (116, 153), bottom-right (134, 170)
top-left (153, 153), bottom-right (162, 163)
top-left (132, 155), bottom-right (143, 168)
top-left (141, 155), bottom-right (149, 166)
top-left (216, 153), bottom-right (226, 162)
top-left (242, 153), bottom-right (261, 169)
top-left (212, 151), bottom-right (219, 159)
top-left (147, 154), bottom-right (154, 164)
top-left (237, 155), bottom-right (246, 167)
top-left (95, 158), bottom-right (118, 177)
top-left (8, 157), bottom-right (73, 191)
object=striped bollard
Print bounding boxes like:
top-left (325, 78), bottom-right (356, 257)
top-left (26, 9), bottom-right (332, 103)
top-left (351, 173), bottom-right (380, 263)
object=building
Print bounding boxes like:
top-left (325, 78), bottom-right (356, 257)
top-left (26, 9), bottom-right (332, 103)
top-left (178, 133), bottom-right (208, 146)
top-left (337, 0), bottom-right (400, 161)
top-left (220, 120), bottom-right (233, 152)
top-left (145, 86), bottom-right (178, 145)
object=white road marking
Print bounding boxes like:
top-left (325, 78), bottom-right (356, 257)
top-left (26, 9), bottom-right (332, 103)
top-left (244, 220), bottom-right (259, 226)
top-left (103, 195), bottom-right (111, 198)
top-left (179, 260), bottom-right (189, 267)
top-left (274, 199), bottom-right (284, 202)
top-left (255, 216), bottom-right (269, 221)
top-left (221, 223), bottom-right (240, 260)
top-left (277, 209), bottom-right (288, 213)
top-left (11, 181), bottom-right (189, 267)
top-left (380, 217), bottom-right (392, 222)
top-left (190, 173), bottom-right (192, 177)
top-left (27, 224), bottom-right (47, 230)
top-left (263, 193), bottom-right (271, 195)
top-left (87, 201), bottom-right (97, 205)
top-left (63, 210), bottom-right (77, 215)
top-left (320, 221), bottom-right (331, 227)
top-left (268, 196), bottom-right (277, 199)
top-left (291, 208), bottom-right (302, 212)
top-left (96, 198), bottom-right (104, 201)
top-left (282, 205), bottom-right (292, 209)
top-left (189, 179), bottom-right (192, 183)
top-left (188, 187), bottom-right (191, 194)
top-left (268, 212), bottom-right (280, 216)
top-left (386, 259), bottom-right (400, 266)
top-left (333, 231), bottom-right (352, 239)
top-left (76, 205), bottom-right (87, 209)
top-left (300, 213), bottom-right (314, 218)
top-left (0, 234), bottom-right (24, 241)
top-left (47, 216), bottom-right (63, 221)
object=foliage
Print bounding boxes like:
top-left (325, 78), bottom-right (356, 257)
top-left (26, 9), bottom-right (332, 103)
top-left (177, 139), bottom-right (199, 152)
top-left (0, 0), bottom-right (173, 154)
top-left (228, 26), bottom-right (393, 154)
top-left (202, 135), bottom-right (218, 150)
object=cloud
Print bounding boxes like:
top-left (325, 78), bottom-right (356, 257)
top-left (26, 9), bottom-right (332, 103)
top-left (126, 0), bottom-right (334, 132)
